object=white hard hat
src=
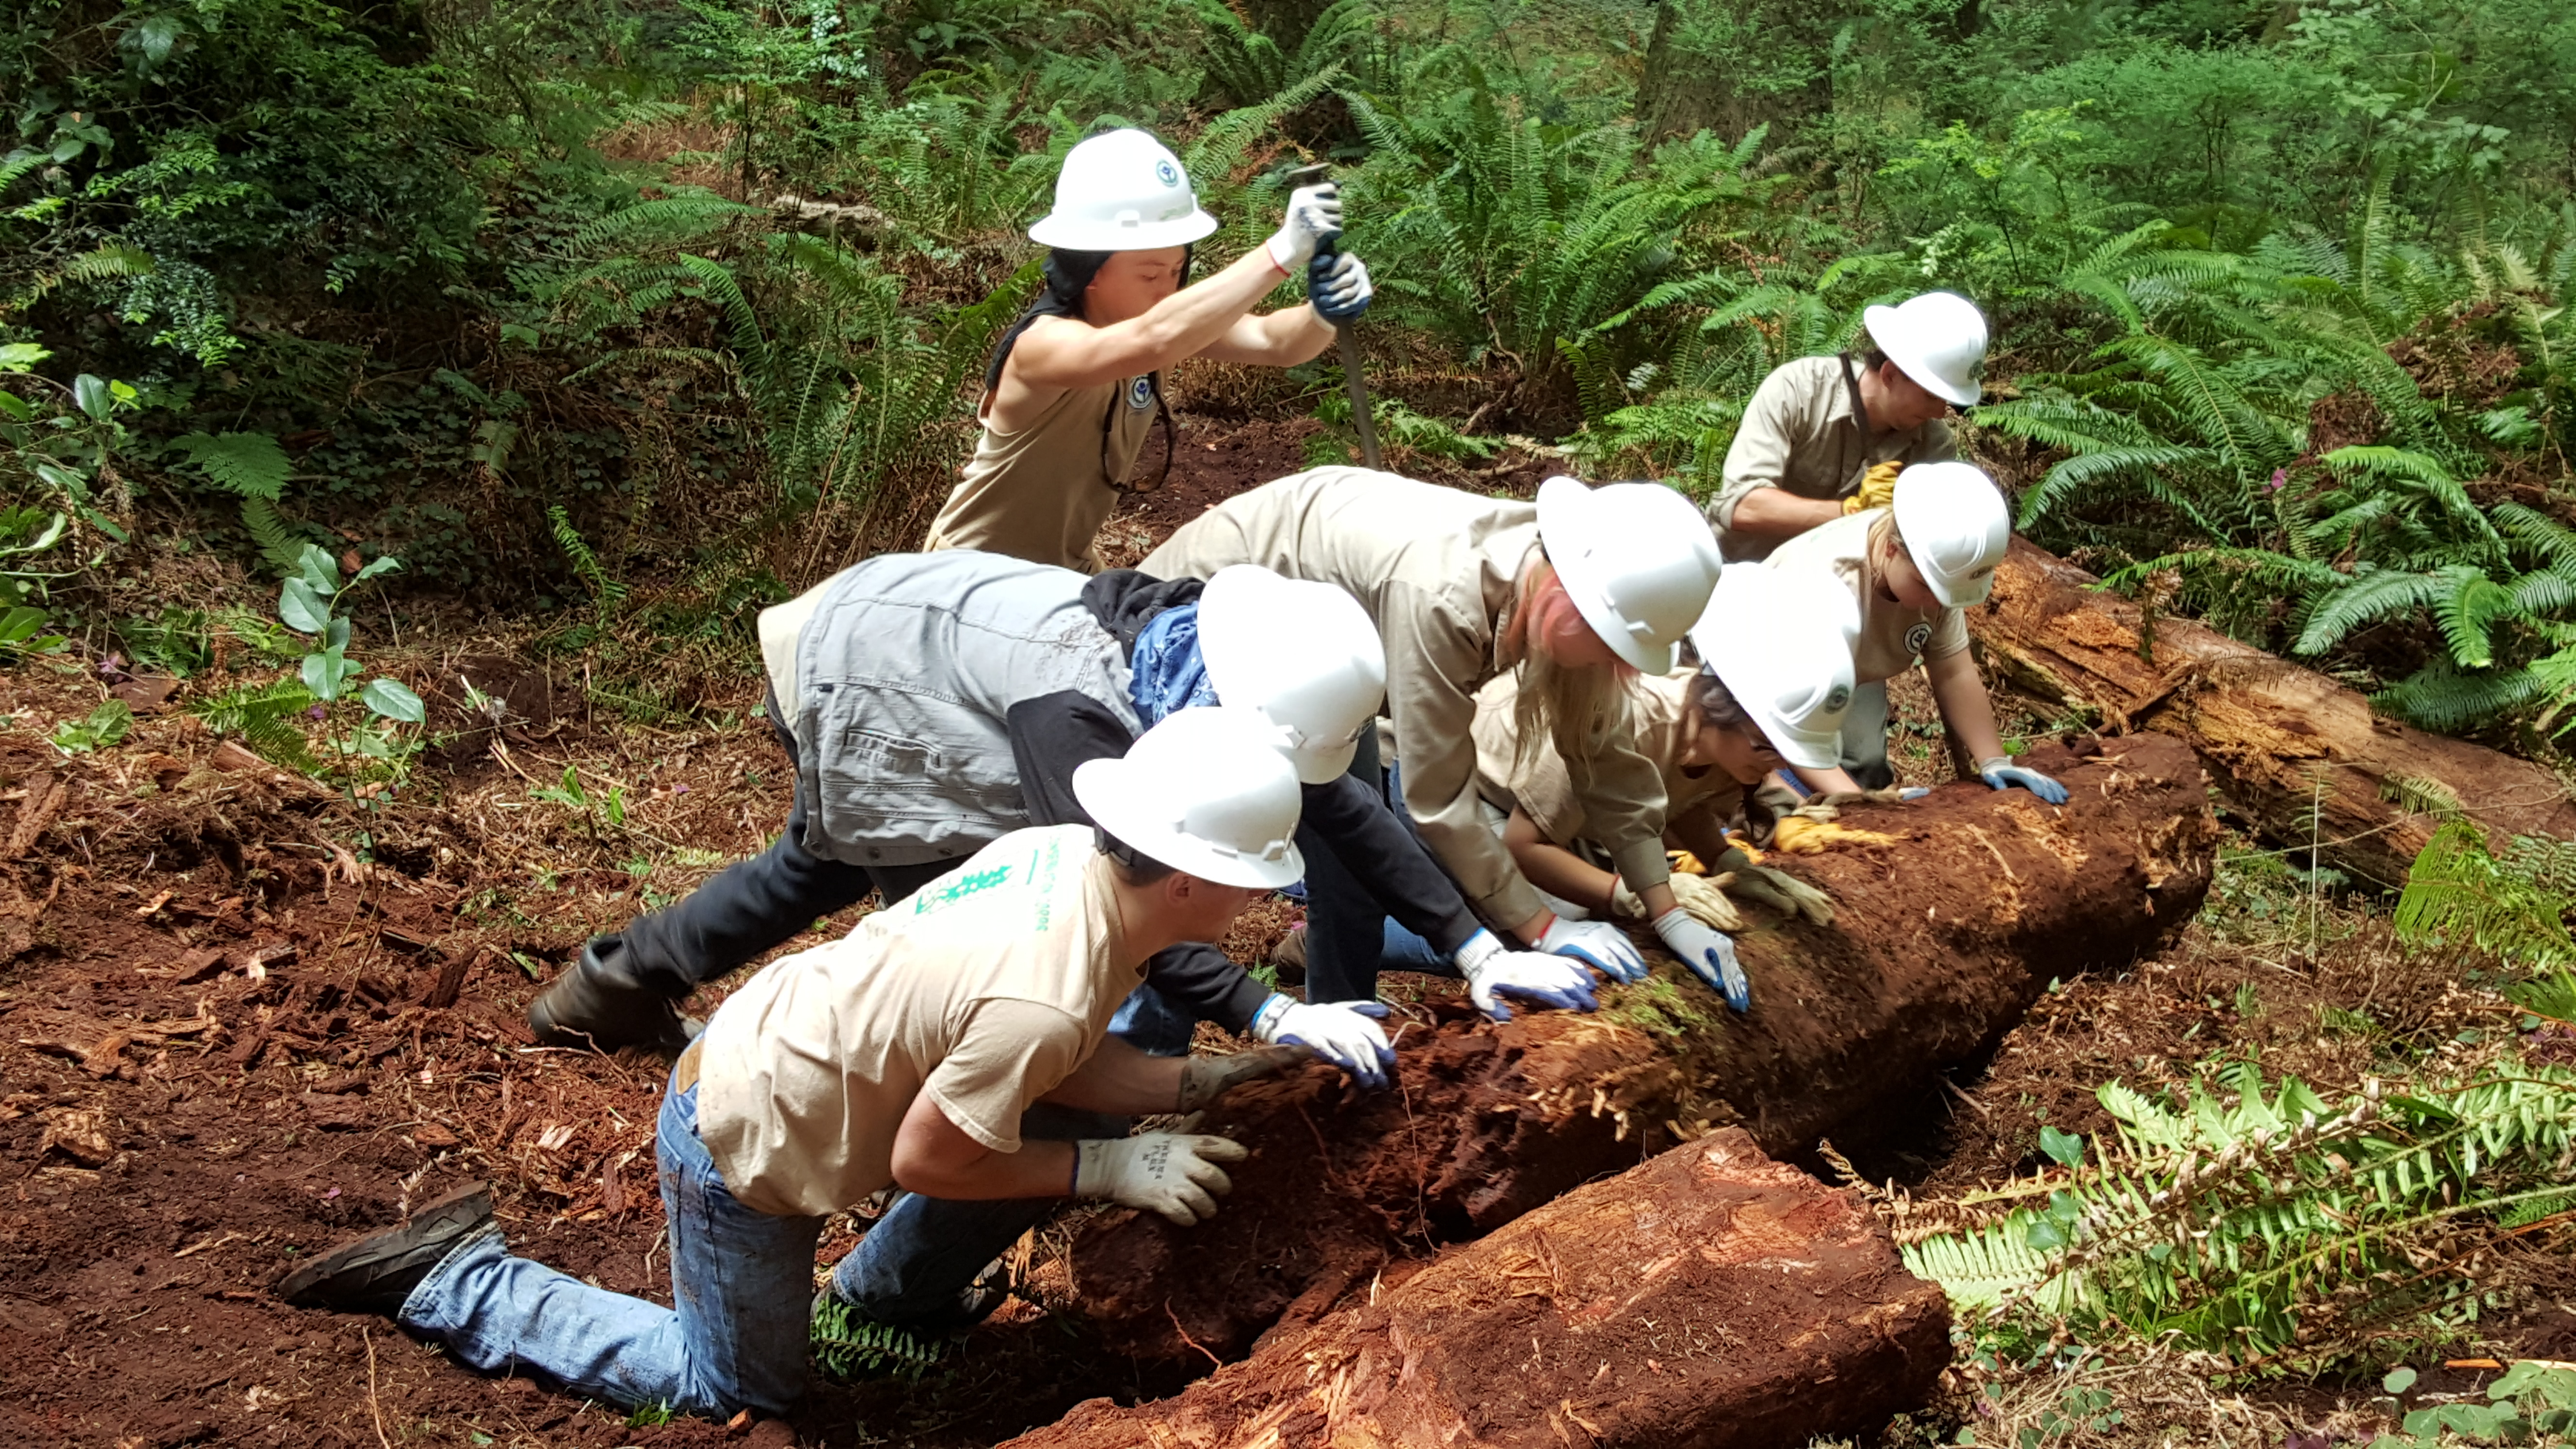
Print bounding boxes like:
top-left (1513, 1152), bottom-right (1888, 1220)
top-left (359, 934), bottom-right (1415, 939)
top-left (1028, 129), bottom-right (1220, 252)
top-left (1891, 462), bottom-right (2012, 608)
top-left (1862, 291), bottom-right (1988, 407)
top-left (1535, 476), bottom-right (1725, 675)
top-left (1690, 567), bottom-right (1861, 771)
top-left (1072, 707), bottom-right (1306, 890)
top-left (1198, 566), bottom-right (1386, 785)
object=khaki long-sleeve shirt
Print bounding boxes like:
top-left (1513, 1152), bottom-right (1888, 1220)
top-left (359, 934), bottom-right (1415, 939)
top-left (1707, 355), bottom-right (1956, 563)
top-left (1138, 468), bottom-right (1673, 928)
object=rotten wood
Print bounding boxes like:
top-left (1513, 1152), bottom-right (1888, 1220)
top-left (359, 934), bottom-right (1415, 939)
top-left (1971, 538), bottom-right (2576, 886)
top-left (1058, 737), bottom-right (2217, 1361)
top-left (1006, 1130), bottom-right (1951, 1449)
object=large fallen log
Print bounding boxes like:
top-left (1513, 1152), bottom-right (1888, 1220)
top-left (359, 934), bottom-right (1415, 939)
top-left (1055, 735), bottom-right (2215, 1360)
top-left (1972, 538), bottom-right (2576, 887)
top-left (1010, 1129), bottom-right (1951, 1449)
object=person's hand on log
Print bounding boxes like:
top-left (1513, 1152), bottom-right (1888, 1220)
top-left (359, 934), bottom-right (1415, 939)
top-left (1663, 870), bottom-right (1744, 931)
top-left (1977, 756), bottom-right (2069, 805)
top-left (1731, 861), bottom-right (1837, 927)
top-left (1073, 1133), bottom-right (1249, 1225)
top-left (1454, 929), bottom-right (1599, 1021)
top-left (1250, 995), bottom-right (1394, 1089)
top-left (1803, 785), bottom-right (1929, 809)
top-left (1523, 912), bottom-right (1649, 983)
top-left (1176, 1044), bottom-right (1313, 1111)
top-left (1653, 909), bottom-right (1751, 1012)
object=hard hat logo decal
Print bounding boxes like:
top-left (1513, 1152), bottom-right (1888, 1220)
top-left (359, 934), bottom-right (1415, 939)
top-left (1905, 622), bottom-right (1933, 659)
top-left (1824, 683), bottom-right (1852, 712)
top-left (1156, 159), bottom-right (1180, 187)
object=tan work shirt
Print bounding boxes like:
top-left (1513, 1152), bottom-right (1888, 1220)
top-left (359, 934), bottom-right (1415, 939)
top-left (1472, 668), bottom-right (1741, 853)
top-left (924, 372), bottom-right (1158, 572)
top-left (695, 826), bottom-right (1141, 1218)
top-left (1707, 355), bottom-right (1956, 563)
top-left (1139, 467), bottom-right (1672, 927)
top-left (1763, 509), bottom-right (1967, 685)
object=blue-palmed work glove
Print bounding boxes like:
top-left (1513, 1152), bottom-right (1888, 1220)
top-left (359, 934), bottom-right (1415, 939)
top-left (1530, 914), bottom-right (1648, 984)
top-left (1454, 929), bottom-right (1599, 1021)
top-left (1250, 994), bottom-right (1395, 1089)
top-left (1978, 756), bottom-right (2070, 805)
top-left (1653, 909), bottom-right (1751, 1013)
top-left (1310, 250), bottom-right (1372, 322)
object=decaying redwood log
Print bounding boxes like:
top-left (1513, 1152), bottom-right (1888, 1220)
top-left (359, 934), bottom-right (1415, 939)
top-left (1973, 538), bottom-right (2576, 887)
top-left (1009, 1130), bottom-right (1951, 1449)
top-left (1058, 735), bottom-right (2216, 1361)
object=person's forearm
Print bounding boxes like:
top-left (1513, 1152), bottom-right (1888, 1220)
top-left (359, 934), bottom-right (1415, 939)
top-left (1239, 304), bottom-right (1336, 365)
top-left (1673, 812), bottom-right (1735, 870)
top-left (1036, 1035), bottom-right (1188, 1114)
top-left (1796, 765), bottom-right (1864, 795)
top-left (893, 1138), bottom-right (1077, 1201)
top-left (1729, 487), bottom-right (1849, 539)
top-left (1925, 650), bottom-right (2007, 764)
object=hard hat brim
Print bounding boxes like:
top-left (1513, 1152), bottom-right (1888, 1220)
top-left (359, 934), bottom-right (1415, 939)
top-left (1028, 208), bottom-right (1221, 253)
top-left (1536, 476), bottom-right (1681, 676)
top-left (1863, 303), bottom-right (1982, 408)
top-left (1071, 757), bottom-right (1307, 890)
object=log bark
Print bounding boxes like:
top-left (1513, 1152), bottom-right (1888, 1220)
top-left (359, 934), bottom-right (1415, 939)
top-left (1009, 1129), bottom-right (1951, 1449)
top-left (1971, 539), bottom-right (2576, 888)
top-left (1053, 736), bottom-right (2215, 1361)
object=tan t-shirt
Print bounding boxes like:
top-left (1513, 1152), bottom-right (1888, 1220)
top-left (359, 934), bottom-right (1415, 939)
top-left (1762, 509), bottom-right (1967, 685)
top-left (1139, 467), bottom-right (1674, 927)
top-left (1706, 355), bottom-right (1956, 563)
top-left (923, 373), bottom-right (1158, 572)
top-left (1472, 669), bottom-right (1741, 853)
top-left (694, 825), bottom-right (1141, 1218)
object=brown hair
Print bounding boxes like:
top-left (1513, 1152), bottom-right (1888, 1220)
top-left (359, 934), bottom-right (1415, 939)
top-left (1685, 666), bottom-right (1751, 734)
top-left (1095, 828), bottom-right (1180, 886)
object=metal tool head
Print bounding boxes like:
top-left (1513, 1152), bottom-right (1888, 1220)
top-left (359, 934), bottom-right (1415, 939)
top-left (1283, 161), bottom-right (1333, 188)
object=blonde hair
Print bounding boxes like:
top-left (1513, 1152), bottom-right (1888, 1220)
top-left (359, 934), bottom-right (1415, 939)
top-left (1504, 552), bottom-right (1633, 774)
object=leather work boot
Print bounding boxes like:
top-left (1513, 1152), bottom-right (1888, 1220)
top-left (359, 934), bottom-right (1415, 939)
top-left (527, 936), bottom-right (700, 1058)
top-left (276, 1182), bottom-right (494, 1315)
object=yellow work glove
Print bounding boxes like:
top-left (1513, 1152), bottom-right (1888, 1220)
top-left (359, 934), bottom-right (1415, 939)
top-left (1842, 459), bottom-right (1903, 515)
top-left (1768, 815), bottom-right (1899, 855)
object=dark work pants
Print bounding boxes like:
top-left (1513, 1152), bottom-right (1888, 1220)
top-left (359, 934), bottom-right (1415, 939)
top-left (1301, 725), bottom-right (1404, 1005)
top-left (615, 714), bottom-right (965, 1000)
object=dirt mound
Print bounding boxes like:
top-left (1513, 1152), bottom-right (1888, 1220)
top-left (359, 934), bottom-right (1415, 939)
top-left (1009, 1129), bottom-right (1952, 1449)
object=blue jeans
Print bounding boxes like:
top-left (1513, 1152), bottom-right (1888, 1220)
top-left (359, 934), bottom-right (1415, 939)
top-left (400, 1077), bottom-right (823, 1417)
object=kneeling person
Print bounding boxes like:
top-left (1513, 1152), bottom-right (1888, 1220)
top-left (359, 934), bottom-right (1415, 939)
top-left (276, 709), bottom-right (1314, 1421)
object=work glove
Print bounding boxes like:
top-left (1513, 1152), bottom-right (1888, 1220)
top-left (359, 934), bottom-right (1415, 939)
top-left (1741, 774), bottom-right (1809, 849)
top-left (1073, 1133), bottom-right (1249, 1226)
top-left (1843, 459), bottom-right (1903, 515)
top-left (1250, 994), bottom-right (1394, 1089)
top-left (1310, 250), bottom-right (1371, 322)
top-left (1652, 909), bottom-right (1751, 1013)
top-left (1709, 847), bottom-right (1837, 927)
top-left (1610, 872), bottom-right (1742, 931)
top-left (1267, 182), bottom-right (1343, 273)
top-left (1530, 912), bottom-right (1649, 983)
top-left (1805, 786), bottom-right (1929, 808)
top-left (1978, 756), bottom-right (2070, 805)
top-left (1454, 929), bottom-right (1598, 1021)
top-left (1175, 1044), bottom-right (1312, 1111)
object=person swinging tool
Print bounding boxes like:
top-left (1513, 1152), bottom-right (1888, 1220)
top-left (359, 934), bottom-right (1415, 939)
top-left (922, 129), bottom-right (1373, 572)
top-left (278, 709), bottom-right (1318, 1423)
top-left (1706, 290), bottom-right (1988, 788)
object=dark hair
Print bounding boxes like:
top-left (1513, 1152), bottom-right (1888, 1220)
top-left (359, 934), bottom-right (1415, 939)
top-left (1858, 346), bottom-right (1891, 373)
top-left (981, 246), bottom-right (1189, 494)
top-left (1686, 665), bottom-right (1752, 734)
top-left (1095, 826), bottom-right (1180, 886)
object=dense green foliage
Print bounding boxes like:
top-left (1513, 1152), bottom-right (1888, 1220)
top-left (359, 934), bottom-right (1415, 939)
top-left (8, 0), bottom-right (2576, 739)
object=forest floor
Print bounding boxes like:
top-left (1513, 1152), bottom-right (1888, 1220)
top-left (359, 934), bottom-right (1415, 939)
top-left (3, 420), bottom-right (2572, 1448)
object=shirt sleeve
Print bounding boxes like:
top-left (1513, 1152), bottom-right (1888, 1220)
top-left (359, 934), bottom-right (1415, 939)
top-left (1708, 366), bottom-right (1809, 534)
top-left (1910, 418), bottom-right (1959, 465)
top-left (920, 998), bottom-right (1091, 1154)
top-left (1924, 605), bottom-right (1971, 661)
top-left (1141, 942), bottom-right (1272, 1034)
top-left (1302, 773), bottom-right (1481, 956)
top-left (1386, 583), bottom-right (1545, 927)
top-left (1558, 691), bottom-right (1674, 894)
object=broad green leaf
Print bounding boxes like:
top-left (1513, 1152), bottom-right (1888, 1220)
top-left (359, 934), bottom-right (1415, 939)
top-left (352, 555), bottom-right (403, 584)
top-left (279, 578), bottom-right (330, 634)
top-left (0, 343), bottom-right (48, 371)
top-left (72, 374), bottom-right (111, 421)
top-left (2040, 1125), bottom-right (2085, 1168)
top-left (361, 677), bottom-right (425, 724)
top-left (297, 545), bottom-right (339, 595)
top-left (2383, 1366), bottom-right (2417, 1394)
top-left (134, 13), bottom-right (179, 63)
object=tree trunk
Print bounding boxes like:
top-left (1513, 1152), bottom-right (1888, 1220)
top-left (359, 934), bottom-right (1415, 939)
top-left (1042, 736), bottom-right (2215, 1361)
top-left (1635, 0), bottom-right (1836, 145)
top-left (1005, 1130), bottom-right (1952, 1449)
top-left (1970, 539), bottom-right (2576, 888)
